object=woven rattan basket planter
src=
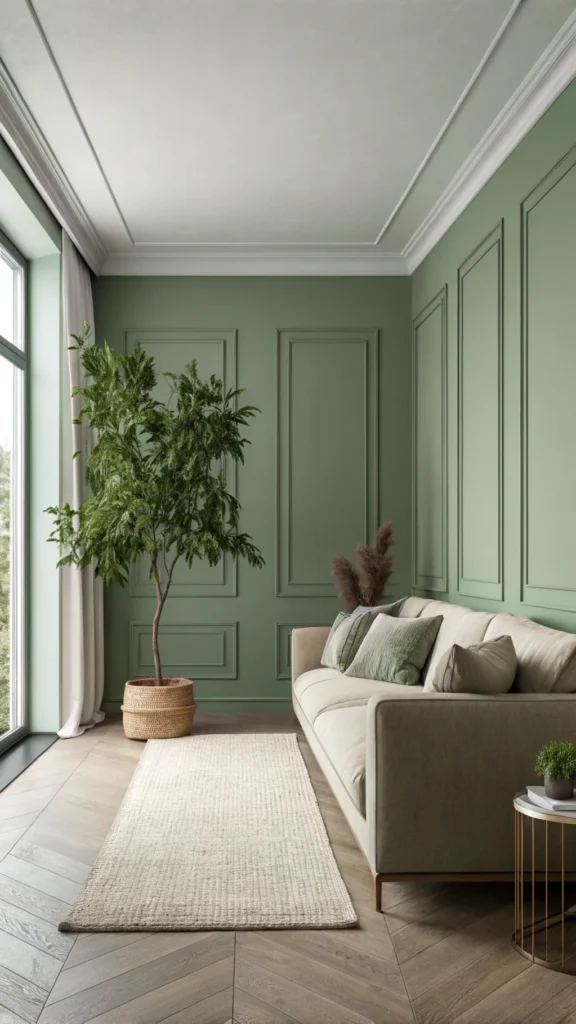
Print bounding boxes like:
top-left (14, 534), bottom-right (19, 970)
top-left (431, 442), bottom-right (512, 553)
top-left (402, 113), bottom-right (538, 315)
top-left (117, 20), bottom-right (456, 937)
top-left (121, 678), bottom-right (196, 740)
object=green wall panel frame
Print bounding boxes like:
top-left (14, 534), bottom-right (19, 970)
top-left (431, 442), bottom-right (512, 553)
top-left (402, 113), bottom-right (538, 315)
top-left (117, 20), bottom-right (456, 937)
top-left (130, 622), bottom-right (238, 679)
top-left (276, 329), bottom-right (379, 597)
top-left (275, 622), bottom-right (326, 680)
top-left (412, 81), bottom-right (576, 633)
top-left (457, 222), bottom-right (503, 600)
top-left (126, 329), bottom-right (238, 597)
top-left (94, 276), bottom-right (413, 707)
top-left (521, 145), bottom-right (576, 613)
top-left (412, 289), bottom-right (448, 593)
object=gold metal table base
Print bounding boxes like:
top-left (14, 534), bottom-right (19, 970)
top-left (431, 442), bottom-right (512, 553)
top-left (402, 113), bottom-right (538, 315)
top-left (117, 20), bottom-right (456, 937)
top-left (513, 796), bottom-right (576, 975)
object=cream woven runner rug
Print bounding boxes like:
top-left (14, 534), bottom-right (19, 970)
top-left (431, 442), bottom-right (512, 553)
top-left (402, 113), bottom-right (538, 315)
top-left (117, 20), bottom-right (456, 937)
top-left (60, 734), bottom-right (357, 931)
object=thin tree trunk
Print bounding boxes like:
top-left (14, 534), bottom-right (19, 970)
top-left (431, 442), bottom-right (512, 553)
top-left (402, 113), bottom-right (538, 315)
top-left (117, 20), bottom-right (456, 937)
top-left (151, 552), bottom-right (178, 686)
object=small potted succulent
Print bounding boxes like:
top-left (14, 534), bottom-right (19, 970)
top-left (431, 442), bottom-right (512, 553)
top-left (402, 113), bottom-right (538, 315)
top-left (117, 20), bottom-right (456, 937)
top-left (534, 741), bottom-right (576, 800)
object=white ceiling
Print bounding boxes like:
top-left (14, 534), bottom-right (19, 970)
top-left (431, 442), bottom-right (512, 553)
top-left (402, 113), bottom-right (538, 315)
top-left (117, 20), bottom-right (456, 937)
top-left (0, 0), bottom-right (575, 273)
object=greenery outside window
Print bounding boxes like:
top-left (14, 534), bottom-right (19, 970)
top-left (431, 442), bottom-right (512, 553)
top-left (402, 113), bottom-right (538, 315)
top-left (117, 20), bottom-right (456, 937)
top-left (0, 231), bottom-right (26, 753)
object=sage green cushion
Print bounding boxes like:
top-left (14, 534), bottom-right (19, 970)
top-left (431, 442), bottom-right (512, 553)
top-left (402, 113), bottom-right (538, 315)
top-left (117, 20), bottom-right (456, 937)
top-left (321, 612), bottom-right (350, 669)
top-left (428, 634), bottom-right (517, 694)
top-left (321, 601), bottom-right (408, 673)
top-left (321, 609), bottom-right (373, 672)
top-left (345, 614), bottom-right (443, 685)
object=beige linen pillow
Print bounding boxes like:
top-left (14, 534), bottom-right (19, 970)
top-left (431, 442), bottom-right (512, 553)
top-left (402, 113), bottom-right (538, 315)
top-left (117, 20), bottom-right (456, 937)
top-left (428, 634), bottom-right (517, 694)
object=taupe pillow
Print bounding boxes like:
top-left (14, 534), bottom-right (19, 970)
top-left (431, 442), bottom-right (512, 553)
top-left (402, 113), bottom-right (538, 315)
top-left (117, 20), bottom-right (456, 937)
top-left (428, 634), bottom-right (517, 694)
top-left (345, 614), bottom-right (443, 685)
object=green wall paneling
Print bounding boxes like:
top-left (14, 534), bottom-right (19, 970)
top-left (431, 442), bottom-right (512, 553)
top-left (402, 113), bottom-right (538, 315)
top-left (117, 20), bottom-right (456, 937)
top-left (412, 288), bottom-right (448, 593)
top-left (521, 145), bottom-right (576, 613)
top-left (457, 222), bottom-right (503, 601)
top-left (93, 277), bottom-right (412, 709)
top-left (276, 328), bottom-right (379, 597)
top-left (275, 622), bottom-right (326, 680)
top-left (412, 79), bottom-right (576, 635)
top-left (130, 622), bottom-right (238, 680)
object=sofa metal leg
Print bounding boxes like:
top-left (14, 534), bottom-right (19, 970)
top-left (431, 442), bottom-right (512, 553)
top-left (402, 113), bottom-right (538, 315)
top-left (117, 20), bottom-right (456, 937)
top-left (375, 873), bottom-right (383, 913)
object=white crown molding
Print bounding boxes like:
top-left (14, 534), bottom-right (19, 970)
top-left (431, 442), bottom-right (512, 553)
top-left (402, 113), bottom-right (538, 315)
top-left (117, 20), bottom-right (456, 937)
top-left (101, 245), bottom-right (409, 276)
top-left (403, 10), bottom-right (576, 272)
top-left (0, 59), bottom-right (107, 273)
top-left (1, 8), bottom-right (574, 278)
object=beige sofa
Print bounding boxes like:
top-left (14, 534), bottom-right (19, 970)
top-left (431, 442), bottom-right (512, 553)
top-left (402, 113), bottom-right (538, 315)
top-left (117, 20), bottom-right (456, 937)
top-left (291, 597), bottom-right (576, 909)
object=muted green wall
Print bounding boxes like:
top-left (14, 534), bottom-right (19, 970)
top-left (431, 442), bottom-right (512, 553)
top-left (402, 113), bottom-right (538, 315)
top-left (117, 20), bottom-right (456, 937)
top-left (412, 81), bottom-right (576, 632)
top-left (93, 277), bottom-right (412, 710)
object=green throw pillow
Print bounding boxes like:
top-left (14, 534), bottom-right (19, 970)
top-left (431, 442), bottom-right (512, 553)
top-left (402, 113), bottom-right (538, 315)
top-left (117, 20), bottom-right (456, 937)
top-left (321, 608), bottom-right (374, 672)
top-left (344, 614), bottom-right (443, 685)
top-left (321, 612), bottom-right (350, 669)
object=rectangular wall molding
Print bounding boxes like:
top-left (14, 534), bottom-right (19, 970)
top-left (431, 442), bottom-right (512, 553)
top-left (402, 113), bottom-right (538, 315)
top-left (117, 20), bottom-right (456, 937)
top-left (412, 288), bottom-right (448, 593)
top-left (125, 329), bottom-right (238, 597)
top-left (275, 622), bottom-right (327, 680)
top-left (276, 329), bottom-right (379, 597)
top-left (521, 145), bottom-right (576, 612)
top-left (457, 222), bottom-right (504, 600)
top-left (129, 622), bottom-right (238, 679)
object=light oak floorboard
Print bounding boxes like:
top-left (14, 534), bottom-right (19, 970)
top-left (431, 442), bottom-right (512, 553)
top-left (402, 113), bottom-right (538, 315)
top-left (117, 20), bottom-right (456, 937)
top-left (0, 816), bottom-right (39, 837)
top-left (0, 874), bottom-right (71, 926)
top-left (4, 715), bottom-right (573, 1024)
top-left (10, 842), bottom-right (91, 886)
top-left (0, 790), bottom-right (62, 823)
top-left (38, 937), bottom-right (234, 1024)
top-left (0, 898), bottom-right (74, 960)
top-left (0, 928), bottom-right (61, 991)
top-left (236, 934), bottom-right (412, 1024)
top-left (234, 957), bottom-right (375, 1024)
top-left (47, 932), bottom-right (218, 1003)
top-left (0, 963), bottom-right (46, 1023)
top-left (0, 1007), bottom-right (30, 1024)
top-left (0, 858), bottom-right (82, 905)
top-left (401, 901), bottom-right (514, 1001)
top-left (411, 941), bottom-right (531, 1024)
top-left (63, 931), bottom-right (149, 970)
top-left (519, 980), bottom-right (576, 1024)
top-left (233, 989), bottom-right (303, 1024)
top-left (157, 987), bottom-right (233, 1024)
top-left (76, 964), bottom-right (233, 1024)
top-left (450, 964), bottom-right (575, 1024)
top-left (0, 831), bottom-right (28, 862)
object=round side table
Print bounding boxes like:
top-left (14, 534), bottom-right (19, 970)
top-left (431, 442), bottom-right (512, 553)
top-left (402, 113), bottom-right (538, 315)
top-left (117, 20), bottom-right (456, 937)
top-left (513, 792), bottom-right (576, 974)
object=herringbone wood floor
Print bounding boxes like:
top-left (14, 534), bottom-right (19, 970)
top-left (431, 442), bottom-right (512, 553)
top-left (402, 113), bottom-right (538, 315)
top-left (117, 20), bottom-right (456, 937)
top-left (0, 714), bottom-right (574, 1024)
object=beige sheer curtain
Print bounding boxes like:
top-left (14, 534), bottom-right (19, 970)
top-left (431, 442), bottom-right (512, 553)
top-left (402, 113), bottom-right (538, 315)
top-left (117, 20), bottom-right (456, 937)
top-left (59, 233), bottom-right (105, 738)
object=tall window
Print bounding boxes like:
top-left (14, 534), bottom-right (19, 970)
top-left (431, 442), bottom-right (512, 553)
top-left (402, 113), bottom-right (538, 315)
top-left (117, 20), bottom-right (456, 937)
top-left (0, 234), bottom-right (26, 752)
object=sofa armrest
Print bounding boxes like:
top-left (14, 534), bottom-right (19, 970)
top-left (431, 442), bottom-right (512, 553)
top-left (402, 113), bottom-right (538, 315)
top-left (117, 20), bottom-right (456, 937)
top-left (365, 691), bottom-right (576, 874)
top-left (291, 627), bottom-right (330, 684)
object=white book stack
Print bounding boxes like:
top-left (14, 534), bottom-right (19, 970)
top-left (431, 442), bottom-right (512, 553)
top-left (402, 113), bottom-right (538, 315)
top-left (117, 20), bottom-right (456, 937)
top-left (526, 786), bottom-right (576, 814)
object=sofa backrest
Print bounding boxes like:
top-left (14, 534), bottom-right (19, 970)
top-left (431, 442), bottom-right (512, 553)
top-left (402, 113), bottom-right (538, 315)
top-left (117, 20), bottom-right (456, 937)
top-left (484, 614), bottom-right (576, 693)
top-left (399, 599), bottom-right (493, 686)
top-left (397, 598), bottom-right (576, 693)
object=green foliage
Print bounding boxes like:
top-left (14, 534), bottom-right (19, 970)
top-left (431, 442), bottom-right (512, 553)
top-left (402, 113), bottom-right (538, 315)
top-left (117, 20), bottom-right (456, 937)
top-left (535, 741), bottom-right (576, 781)
top-left (47, 324), bottom-right (264, 685)
top-left (0, 445), bottom-right (9, 732)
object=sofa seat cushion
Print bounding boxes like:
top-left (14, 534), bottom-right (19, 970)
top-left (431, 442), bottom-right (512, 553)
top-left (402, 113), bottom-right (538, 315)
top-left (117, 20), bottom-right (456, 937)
top-left (294, 669), bottom-right (407, 723)
top-left (313, 706), bottom-right (368, 814)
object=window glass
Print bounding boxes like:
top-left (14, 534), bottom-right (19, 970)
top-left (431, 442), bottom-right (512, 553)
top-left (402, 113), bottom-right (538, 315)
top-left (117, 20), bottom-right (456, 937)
top-left (0, 242), bottom-right (26, 745)
top-left (0, 248), bottom-right (23, 351)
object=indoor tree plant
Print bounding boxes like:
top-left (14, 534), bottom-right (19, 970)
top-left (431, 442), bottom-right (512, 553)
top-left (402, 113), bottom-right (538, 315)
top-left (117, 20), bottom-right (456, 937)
top-left (47, 325), bottom-right (264, 740)
top-left (535, 741), bottom-right (576, 800)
